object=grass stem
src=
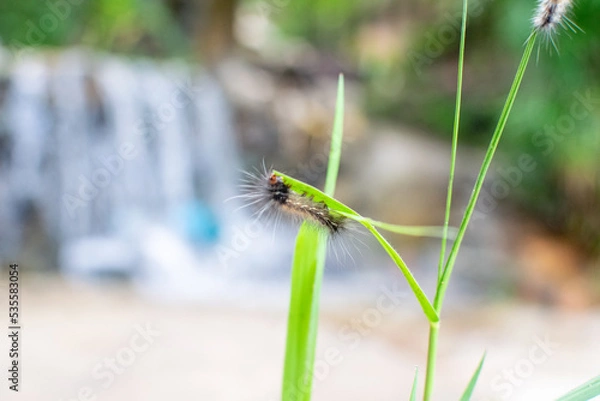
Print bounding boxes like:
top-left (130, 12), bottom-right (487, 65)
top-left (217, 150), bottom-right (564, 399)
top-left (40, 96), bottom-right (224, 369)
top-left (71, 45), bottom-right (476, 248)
top-left (434, 32), bottom-right (537, 313)
top-left (437, 0), bottom-right (468, 283)
top-left (423, 321), bottom-right (440, 401)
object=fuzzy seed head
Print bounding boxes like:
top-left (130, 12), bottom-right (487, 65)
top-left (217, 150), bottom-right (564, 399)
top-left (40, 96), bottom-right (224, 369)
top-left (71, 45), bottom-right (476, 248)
top-left (533, 0), bottom-right (574, 34)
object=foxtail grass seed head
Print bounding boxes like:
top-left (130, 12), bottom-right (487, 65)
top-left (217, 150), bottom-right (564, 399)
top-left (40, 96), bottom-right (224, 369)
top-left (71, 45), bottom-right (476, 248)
top-left (532, 0), bottom-right (579, 38)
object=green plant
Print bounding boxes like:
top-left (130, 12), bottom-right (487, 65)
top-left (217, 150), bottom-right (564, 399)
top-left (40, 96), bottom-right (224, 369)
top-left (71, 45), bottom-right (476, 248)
top-left (273, 1), bottom-right (600, 400)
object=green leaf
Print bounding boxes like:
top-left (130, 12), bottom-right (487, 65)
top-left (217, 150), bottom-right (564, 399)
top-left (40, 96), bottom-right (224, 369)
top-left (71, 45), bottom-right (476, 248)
top-left (323, 74), bottom-right (345, 196)
top-left (274, 170), bottom-right (439, 323)
top-left (410, 368), bottom-right (419, 401)
top-left (556, 375), bottom-right (600, 401)
top-left (282, 224), bottom-right (327, 401)
top-left (273, 170), bottom-right (356, 216)
top-left (281, 74), bottom-right (345, 401)
top-left (438, 0), bottom-right (469, 282)
top-left (459, 353), bottom-right (486, 401)
top-left (339, 213), bottom-right (458, 239)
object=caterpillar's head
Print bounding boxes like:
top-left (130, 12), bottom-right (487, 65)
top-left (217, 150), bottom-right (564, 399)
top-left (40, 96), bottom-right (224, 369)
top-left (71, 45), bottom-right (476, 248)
top-left (268, 173), bottom-right (289, 204)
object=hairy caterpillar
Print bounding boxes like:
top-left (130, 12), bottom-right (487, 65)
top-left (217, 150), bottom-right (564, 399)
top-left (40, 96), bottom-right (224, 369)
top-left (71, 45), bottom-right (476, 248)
top-left (238, 166), bottom-right (348, 236)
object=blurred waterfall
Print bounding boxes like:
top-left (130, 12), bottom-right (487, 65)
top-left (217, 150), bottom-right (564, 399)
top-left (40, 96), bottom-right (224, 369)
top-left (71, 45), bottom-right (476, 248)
top-left (0, 48), bottom-right (296, 302)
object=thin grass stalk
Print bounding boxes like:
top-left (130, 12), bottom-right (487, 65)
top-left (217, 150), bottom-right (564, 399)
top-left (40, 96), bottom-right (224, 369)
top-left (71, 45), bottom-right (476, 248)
top-left (423, 321), bottom-right (440, 401)
top-left (424, 29), bottom-right (537, 401)
top-left (425, 1), bottom-right (469, 397)
top-left (437, 0), bottom-right (469, 282)
top-left (434, 32), bottom-right (537, 312)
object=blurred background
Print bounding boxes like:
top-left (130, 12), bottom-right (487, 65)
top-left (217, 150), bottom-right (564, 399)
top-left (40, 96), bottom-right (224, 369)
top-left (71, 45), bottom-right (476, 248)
top-left (0, 0), bottom-right (599, 400)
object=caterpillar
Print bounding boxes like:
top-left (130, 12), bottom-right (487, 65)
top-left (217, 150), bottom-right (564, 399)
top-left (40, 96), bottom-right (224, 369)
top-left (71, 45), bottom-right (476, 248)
top-left (238, 166), bottom-right (348, 236)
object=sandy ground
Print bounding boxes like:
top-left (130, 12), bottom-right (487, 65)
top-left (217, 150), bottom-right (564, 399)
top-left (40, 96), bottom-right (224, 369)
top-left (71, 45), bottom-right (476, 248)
top-left (0, 275), bottom-right (598, 401)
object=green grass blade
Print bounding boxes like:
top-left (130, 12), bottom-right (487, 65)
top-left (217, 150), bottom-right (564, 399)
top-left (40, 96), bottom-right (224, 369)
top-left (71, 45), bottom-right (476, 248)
top-left (282, 225), bottom-right (327, 401)
top-left (410, 368), bottom-right (419, 401)
top-left (324, 74), bottom-right (345, 196)
top-left (459, 353), bottom-right (486, 401)
top-left (273, 170), bottom-right (357, 216)
top-left (438, 0), bottom-right (468, 282)
top-left (339, 213), bottom-right (458, 239)
top-left (425, 1), bottom-right (469, 397)
top-left (360, 220), bottom-right (439, 322)
top-left (433, 31), bottom-right (538, 313)
top-left (281, 74), bottom-right (345, 401)
top-left (556, 375), bottom-right (600, 401)
top-left (273, 170), bottom-right (439, 323)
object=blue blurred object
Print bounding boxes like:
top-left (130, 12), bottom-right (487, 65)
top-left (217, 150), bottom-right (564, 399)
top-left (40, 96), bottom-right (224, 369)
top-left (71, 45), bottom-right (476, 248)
top-left (172, 200), bottom-right (221, 246)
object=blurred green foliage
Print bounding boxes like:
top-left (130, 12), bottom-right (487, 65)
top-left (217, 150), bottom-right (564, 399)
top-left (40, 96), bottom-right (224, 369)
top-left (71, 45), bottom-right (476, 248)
top-left (0, 1), bottom-right (75, 46)
top-left (267, 0), bottom-right (386, 50)
top-left (0, 0), bottom-right (189, 56)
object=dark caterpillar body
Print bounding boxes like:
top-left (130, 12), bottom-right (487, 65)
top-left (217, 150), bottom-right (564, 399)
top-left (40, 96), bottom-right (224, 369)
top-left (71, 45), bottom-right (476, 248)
top-left (235, 166), bottom-right (362, 262)
top-left (266, 173), bottom-right (345, 235)
top-left (267, 173), bottom-right (290, 204)
top-left (238, 167), bottom-right (348, 236)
